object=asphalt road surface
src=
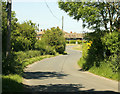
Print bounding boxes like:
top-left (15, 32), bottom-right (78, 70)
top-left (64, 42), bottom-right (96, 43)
top-left (23, 45), bottom-right (118, 93)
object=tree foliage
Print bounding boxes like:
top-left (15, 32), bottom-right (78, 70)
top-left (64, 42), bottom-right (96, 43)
top-left (58, 1), bottom-right (120, 32)
top-left (101, 32), bottom-right (120, 72)
top-left (58, 1), bottom-right (120, 73)
top-left (41, 27), bottom-right (66, 54)
top-left (2, 1), bottom-right (38, 53)
top-left (11, 21), bottom-right (37, 51)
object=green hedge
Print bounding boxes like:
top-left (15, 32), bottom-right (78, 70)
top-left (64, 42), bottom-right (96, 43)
top-left (2, 55), bottom-right (54, 92)
top-left (101, 32), bottom-right (120, 72)
top-left (69, 40), bottom-right (76, 44)
top-left (34, 40), bottom-right (56, 55)
top-left (66, 40), bottom-right (69, 44)
top-left (77, 32), bottom-right (120, 81)
top-left (66, 40), bottom-right (82, 44)
top-left (77, 40), bottom-right (82, 44)
top-left (2, 50), bottom-right (54, 75)
top-left (41, 27), bottom-right (66, 54)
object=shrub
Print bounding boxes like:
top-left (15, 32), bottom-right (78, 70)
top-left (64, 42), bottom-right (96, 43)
top-left (69, 40), bottom-right (76, 44)
top-left (79, 37), bottom-right (104, 71)
top-left (83, 40), bottom-right (87, 43)
top-left (11, 36), bottom-right (32, 52)
top-left (11, 21), bottom-right (37, 52)
top-left (77, 40), bottom-right (82, 44)
top-left (45, 45), bottom-right (56, 55)
top-left (101, 32), bottom-right (120, 72)
top-left (41, 27), bottom-right (66, 54)
top-left (15, 50), bottom-right (42, 61)
top-left (34, 40), bottom-right (46, 51)
top-left (66, 40), bottom-right (69, 44)
top-left (3, 50), bottom-right (44, 74)
top-left (34, 40), bottom-right (56, 55)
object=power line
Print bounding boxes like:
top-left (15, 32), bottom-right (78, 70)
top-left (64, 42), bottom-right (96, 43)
top-left (45, 1), bottom-right (60, 21)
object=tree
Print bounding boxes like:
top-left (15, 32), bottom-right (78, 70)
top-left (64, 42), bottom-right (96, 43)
top-left (2, 1), bottom-right (38, 52)
top-left (41, 27), bottom-right (66, 54)
top-left (58, 1), bottom-right (119, 33)
top-left (11, 21), bottom-right (38, 51)
top-left (58, 1), bottom-right (120, 72)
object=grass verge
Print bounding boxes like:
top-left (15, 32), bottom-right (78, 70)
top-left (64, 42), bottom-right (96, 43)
top-left (2, 55), bottom-right (55, 92)
top-left (78, 58), bottom-right (118, 81)
top-left (2, 74), bottom-right (23, 92)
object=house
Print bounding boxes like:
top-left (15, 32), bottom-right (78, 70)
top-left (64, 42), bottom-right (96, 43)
top-left (64, 32), bottom-right (83, 40)
top-left (36, 30), bottom-right (44, 40)
top-left (36, 30), bottom-right (83, 40)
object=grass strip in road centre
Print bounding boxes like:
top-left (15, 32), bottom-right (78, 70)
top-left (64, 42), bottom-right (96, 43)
top-left (2, 55), bottom-right (55, 92)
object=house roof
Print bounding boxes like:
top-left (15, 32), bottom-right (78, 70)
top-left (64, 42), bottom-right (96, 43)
top-left (64, 33), bottom-right (83, 38)
top-left (37, 30), bottom-right (83, 39)
top-left (37, 31), bottom-right (45, 35)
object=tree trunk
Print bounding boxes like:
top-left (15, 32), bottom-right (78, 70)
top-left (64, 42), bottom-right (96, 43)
top-left (107, 3), bottom-right (112, 33)
top-left (101, 11), bottom-right (108, 31)
top-left (6, 0), bottom-right (12, 58)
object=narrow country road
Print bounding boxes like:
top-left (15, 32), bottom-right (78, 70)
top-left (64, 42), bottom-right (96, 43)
top-left (23, 45), bottom-right (118, 93)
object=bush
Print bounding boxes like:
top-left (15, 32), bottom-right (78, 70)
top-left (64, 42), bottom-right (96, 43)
top-left (45, 45), bottom-right (56, 55)
top-left (2, 50), bottom-right (46, 74)
top-left (77, 40), bottom-right (82, 44)
top-left (14, 50), bottom-right (42, 61)
top-left (66, 40), bottom-right (69, 44)
top-left (102, 32), bottom-right (120, 55)
top-left (11, 21), bottom-right (37, 52)
top-left (78, 31), bottom-right (120, 80)
top-left (34, 40), bottom-right (56, 55)
top-left (41, 27), bottom-right (66, 54)
top-left (78, 36), bottom-right (104, 71)
top-left (83, 40), bottom-right (87, 43)
top-left (69, 40), bottom-right (76, 44)
top-left (101, 32), bottom-right (120, 72)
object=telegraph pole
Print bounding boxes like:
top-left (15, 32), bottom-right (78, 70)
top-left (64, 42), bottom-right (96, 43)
top-left (61, 16), bottom-right (64, 73)
top-left (62, 16), bottom-right (64, 31)
top-left (6, 0), bottom-right (12, 58)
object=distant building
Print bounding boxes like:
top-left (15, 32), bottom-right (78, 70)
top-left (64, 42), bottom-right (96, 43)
top-left (64, 32), bottom-right (83, 40)
top-left (36, 31), bottom-right (44, 40)
top-left (36, 30), bottom-right (83, 40)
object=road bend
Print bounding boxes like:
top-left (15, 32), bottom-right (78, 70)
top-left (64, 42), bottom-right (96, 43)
top-left (23, 45), bottom-right (118, 93)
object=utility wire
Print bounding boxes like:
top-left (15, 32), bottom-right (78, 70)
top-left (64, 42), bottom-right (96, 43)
top-left (45, 1), bottom-right (60, 21)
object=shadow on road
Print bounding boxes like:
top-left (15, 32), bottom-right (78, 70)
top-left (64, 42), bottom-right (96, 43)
top-left (23, 71), bottom-right (68, 79)
top-left (22, 84), bottom-right (119, 94)
top-left (24, 84), bottom-right (85, 92)
top-left (78, 69), bottom-right (85, 72)
top-left (2, 83), bottom-right (119, 94)
top-left (2, 75), bottom-right (119, 94)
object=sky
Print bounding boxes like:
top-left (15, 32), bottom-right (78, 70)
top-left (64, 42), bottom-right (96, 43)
top-left (12, 0), bottom-right (88, 33)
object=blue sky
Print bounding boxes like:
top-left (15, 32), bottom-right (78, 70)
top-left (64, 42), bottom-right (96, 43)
top-left (12, 1), bottom-right (85, 33)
